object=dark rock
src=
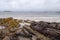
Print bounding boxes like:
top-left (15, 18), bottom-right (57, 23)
top-left (30, 21), bottom-right (60, 40)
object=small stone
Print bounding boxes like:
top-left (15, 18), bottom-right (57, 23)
top-left (3, 36), bottom-right (10, 40)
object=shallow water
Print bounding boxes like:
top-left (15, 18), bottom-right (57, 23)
top-left (0, 12), bottom-right (60, 17)
top-left (0, 12), bottom-right (60, 22)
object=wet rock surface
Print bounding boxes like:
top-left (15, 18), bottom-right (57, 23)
top-left (0, 17), bottom-right (60, 40)
top-left (30, 21), bottom-right (60, 40)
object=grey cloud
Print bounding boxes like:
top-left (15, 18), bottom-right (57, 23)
top-left (0, 0), bottom-right (60, 11)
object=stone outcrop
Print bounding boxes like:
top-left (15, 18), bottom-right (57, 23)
top-left (0, 17), bottom-right (60, 40)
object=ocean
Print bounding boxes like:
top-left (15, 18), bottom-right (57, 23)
top-left (0, 12), bottom-right (60, 22)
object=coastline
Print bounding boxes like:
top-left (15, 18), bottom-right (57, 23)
top-left (0, 17), bottom-right (60, 22)
top-left (15, 17), bottom-right (60, 22)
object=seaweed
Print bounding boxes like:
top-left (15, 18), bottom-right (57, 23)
top-left (0, 17), bottom-right (60, 40)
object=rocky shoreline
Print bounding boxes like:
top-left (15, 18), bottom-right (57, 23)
top-left (0, 17), bottom-right (60, 40)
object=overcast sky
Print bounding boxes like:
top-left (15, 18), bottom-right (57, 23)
top-left (0, 0), bottom-right (60, 11)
